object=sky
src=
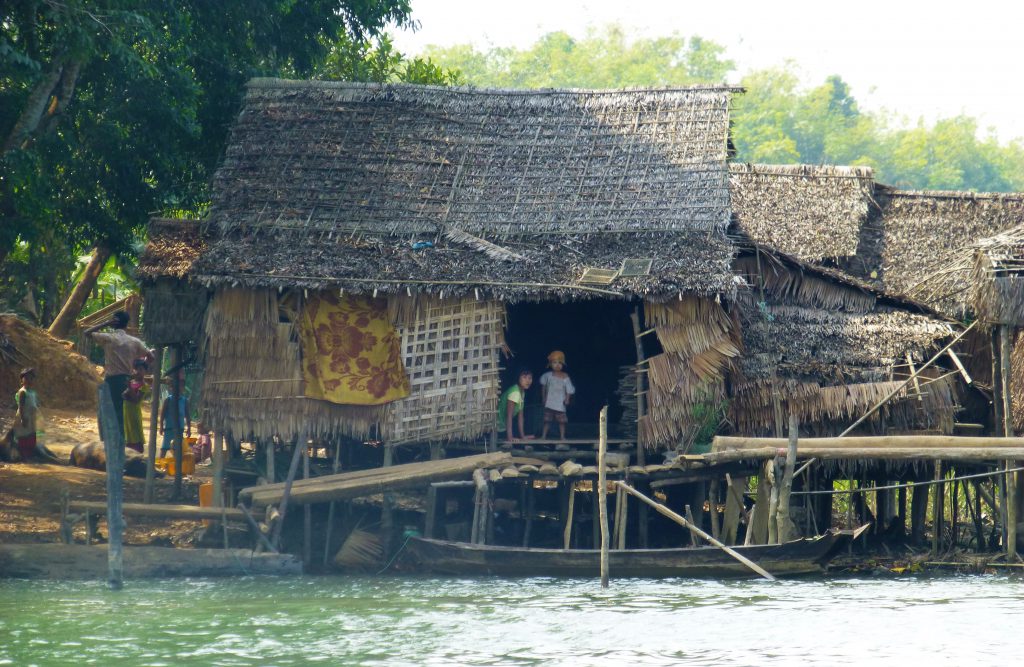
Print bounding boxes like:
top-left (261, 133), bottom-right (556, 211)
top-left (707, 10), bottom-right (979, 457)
top-left (389, 0), bottom-right (1024, 142)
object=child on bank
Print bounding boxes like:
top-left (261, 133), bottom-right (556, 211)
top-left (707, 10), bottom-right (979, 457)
top-left (159, 373), bottom-right (191, 458)
top-left (540, 350), bottom-right (575, 441)
top-left (122, 357), bottom-right (149, 453)
top-left (13, 368), bottom-right (39, 461)
top-left (497, 369), bottom-right (536, 443)
top-left (193, 421), bottom-right (212, 463)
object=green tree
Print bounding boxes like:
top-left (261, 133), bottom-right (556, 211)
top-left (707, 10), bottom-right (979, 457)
top-left (1, 0), bottom-right (438, 328)
top-left (422, 25), bottom-right (734, 89)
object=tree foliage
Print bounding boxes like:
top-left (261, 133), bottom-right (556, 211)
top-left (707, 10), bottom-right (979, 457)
top-left (1, 0), bottom-right (457, 319)
top-left (423, 26), bottom-right (1024, 193)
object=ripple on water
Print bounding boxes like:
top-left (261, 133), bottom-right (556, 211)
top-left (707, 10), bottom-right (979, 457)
top-left (2, 575), bottom-right (1024, 665)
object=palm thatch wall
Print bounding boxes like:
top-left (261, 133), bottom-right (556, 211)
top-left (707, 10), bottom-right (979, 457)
top-left (640, 296), bottom-right (741, 449)
top-left (729, 163), bottom-right (874, 261)
top-left (731, 251), bottom-right (958, 435)
top-left (200, 288), bottom-right (384, 441)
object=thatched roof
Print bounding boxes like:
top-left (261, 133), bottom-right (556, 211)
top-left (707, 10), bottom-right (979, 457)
top-left (730, 250), bottom-right (958, 435)
top-left (136, 218), bottom-right (206, 282)
top-left (858, 189), bottom-right (1024, 317)
top-left (190, 78), bottom-right (740, 300)
top-left (729, 164), bottom-right (874, 261)
top-left (971, 226), bottom-right (1024, 326)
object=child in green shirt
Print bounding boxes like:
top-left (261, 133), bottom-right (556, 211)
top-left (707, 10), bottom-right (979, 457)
top-left (497, 370), bottom-right (535, 442)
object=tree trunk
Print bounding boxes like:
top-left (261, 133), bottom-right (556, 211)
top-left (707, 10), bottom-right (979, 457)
top-left (48, 245), bottom-right (110, 339)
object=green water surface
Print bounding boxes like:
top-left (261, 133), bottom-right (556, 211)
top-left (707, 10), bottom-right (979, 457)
top-left (1, 574), bottom-right (1021, 666)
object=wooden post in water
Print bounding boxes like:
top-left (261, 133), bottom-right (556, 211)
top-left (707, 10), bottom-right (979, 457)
top-left (598, 406), bottom-right (609, 588)
top-left (213, 432), bottom-right (224, 507)
top-left (98, 384), bottom-right (124, 589)
top-left (143, 345), bottom-right (164, 504)
top-left (563, 483), bottom-right (576, 550)
top-left (272, 431), bottom-right (306, 551)
top-left (776, 413), bottom-right (799, 543)
top-left (767, 457), bottom-right (781, 544)
top-left (302, 436), bottom-right (311, 568)
top-left (1000, 324), bottom-right (1018, 560)
top-left (168, 346), bottom-right (183, 497)
top-left (708, 478), bottom-right (720, 540)
top-left (932, 460), bottom-right (944, 558)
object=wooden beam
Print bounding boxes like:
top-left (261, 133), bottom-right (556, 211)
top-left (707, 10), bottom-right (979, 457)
top-left (706, 447), bottom-right (1024, 463)
top-left (242, 452), bottom-right (511, 507)
top-left (714, 435), bottom-right (1024, 451)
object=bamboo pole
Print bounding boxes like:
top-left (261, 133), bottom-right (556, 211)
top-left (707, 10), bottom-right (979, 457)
top-left (323, 440), bottom-right (343, 566)
top-left (143, 346), bottom-right (164, 504)
top-left (271, 432), bottom-right (306, 550)
top-left (840, 321), bottom-right (978, 438)
top-left (98, 384), bottom-right (124, 590)
top-left (598, 406), bottom-right (609, 588)
top-left (615, 482), bottom-right (776, 581)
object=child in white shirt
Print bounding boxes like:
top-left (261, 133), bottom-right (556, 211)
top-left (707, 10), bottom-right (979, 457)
top-left (540, 350), bottom-right (575, 441)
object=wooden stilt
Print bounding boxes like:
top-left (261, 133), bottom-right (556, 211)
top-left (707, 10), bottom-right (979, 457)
top-left (169, 346), bottom-right (183, 501)
top-left (911, 481), bottom-right (928, 544)
top-left (932, 460), bottom-right (944, 558)
top-left (751, 464), bottom-right (771, 545)
top-left (598, 406), bottom-right (609, 588)
top-left (563, 484), bottom-right (576, 550)
top-left (684, 505), bottom-right (699, 546)
top-left (302, 437), bottom-right (311, 568)
top-left (1000, 324), bottom-right (1017, 560)
top-left (322, 440), bottom-right (343, 566)
top-left (776, 414), bottom-right (799, 542)
top-left (271, 432), bottom-right (306, 550)
top-left (98, 384), bottom-right (124, 589)
top-left (767, 458), bottom-right (781, 544)
top-left (708, 479), bottom-right (720, 541)
top-left (470, 468), bottom-right (485, 545)
top-left (143, 345), bottom-right (164, 504)
top-left (266, 438), bottom-right (276, 484)
top-left (522, 482), bottom-right (535, 547)
top-left (381, 444), bottom-right (395, 554)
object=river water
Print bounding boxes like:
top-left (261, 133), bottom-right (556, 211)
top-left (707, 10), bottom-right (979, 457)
top-left (1, 574), bottom-right (1021, 666)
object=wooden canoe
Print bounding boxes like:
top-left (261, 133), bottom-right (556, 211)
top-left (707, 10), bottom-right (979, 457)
top-left (401, 527), bottom-right (865, 578)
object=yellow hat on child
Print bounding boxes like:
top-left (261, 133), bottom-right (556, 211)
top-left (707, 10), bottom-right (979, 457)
top-left (547, 350), bottom-right (566, 365)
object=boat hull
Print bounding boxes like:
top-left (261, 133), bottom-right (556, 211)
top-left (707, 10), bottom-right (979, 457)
top-left (402, 529), bottom-right (859, 578)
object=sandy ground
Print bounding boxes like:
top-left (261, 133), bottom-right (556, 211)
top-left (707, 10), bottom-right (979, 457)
top-left (0, 407), bottom-right (211, 546)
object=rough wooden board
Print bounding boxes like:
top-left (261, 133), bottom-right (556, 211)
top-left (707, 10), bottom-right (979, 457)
top-left (244, 452), bottom-right (512, 506)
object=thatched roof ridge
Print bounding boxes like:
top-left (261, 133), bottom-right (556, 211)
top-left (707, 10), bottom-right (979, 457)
top-left (860, 188), bottom-right (1024, 316)
top-left (136, 218), bottom-right (206, 282)
top-left (209, 78), bottom-right (736, 238)
top-left (729, 163), bottom-right (874, 261)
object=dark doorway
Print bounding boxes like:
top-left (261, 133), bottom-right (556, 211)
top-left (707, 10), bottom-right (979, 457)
top-left (502, 300), bottom-right (638, 438)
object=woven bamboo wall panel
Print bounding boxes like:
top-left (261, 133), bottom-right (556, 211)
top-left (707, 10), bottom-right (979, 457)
top-left (383, 297), bottom-right (506, 445)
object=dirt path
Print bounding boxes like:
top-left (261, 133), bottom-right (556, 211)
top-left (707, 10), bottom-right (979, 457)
top-left (1, 407), bottom-right (211, 546)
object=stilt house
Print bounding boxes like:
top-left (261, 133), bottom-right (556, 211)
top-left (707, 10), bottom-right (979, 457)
top-left (154, 79), bottom-right (748, 453)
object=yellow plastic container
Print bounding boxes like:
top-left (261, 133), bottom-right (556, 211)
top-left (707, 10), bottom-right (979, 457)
top-left (199, 481), bottom-right (214, 526)
top-left (162, 451), bottom-right (195, 476)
